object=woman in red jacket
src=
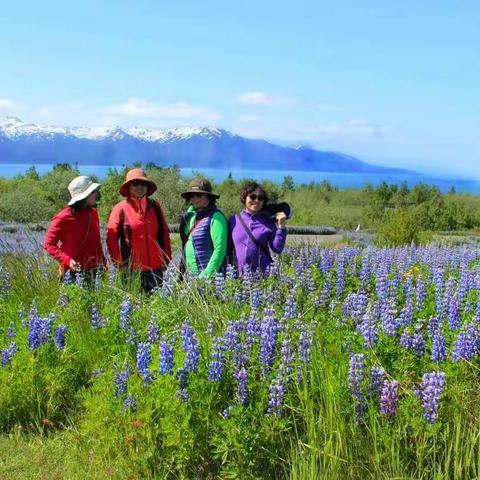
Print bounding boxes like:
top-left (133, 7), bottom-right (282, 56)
top-left (106, 168), bottom-right (171, 293)
top-left (44, 175), bottom-right (106, 281)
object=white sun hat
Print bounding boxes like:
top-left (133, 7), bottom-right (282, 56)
top-left (67, 176), bottom-right (100, 206)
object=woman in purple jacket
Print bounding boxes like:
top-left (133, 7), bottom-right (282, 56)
top-left (229, 182), bottom-right (288, 275)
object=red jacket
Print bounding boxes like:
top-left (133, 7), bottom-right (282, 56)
top-left (106, 197), bottom-right (171, 271)
top-left (44, 207), bottom-right (106, 271)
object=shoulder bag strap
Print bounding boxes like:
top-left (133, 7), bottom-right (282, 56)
top-left (236, 213), bottom-right (271, 258)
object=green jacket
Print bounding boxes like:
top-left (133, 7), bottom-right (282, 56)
top-left (181, 205), bottom-right (228, 278)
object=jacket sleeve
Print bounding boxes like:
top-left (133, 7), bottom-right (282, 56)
top-left (106, 204), bottom-right (123, 266)
top-left (158, 203), bottom-right (172, 264)
top-left (43, 211), bottom-right (72, 269)
top-left (268, 226), bottom-right (287, 254)
top-left (199, 212), bottom-right (228, 278)
top-left (93, 209), bottom-right (107, 266)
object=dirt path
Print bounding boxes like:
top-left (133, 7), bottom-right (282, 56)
top-left (286, 233), bottom-right (344, 245)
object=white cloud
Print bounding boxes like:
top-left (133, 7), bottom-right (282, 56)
top-left (306, 118), bottom-right (388, 138)
top-left (236, 91), bottom-right (280, 106)
top-left (0, 98), bottom-right (22, 114)
top-left (102, 97), bottom-right (221, 124)
top-left (238, 114), bottom-right (261, 123)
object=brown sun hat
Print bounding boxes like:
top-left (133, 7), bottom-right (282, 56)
top-left (181, 177), bottom-right (219, 199)
top-left (119, 168), bottom-right (157, 197)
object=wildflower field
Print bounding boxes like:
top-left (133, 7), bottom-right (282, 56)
top-left (1, 239), bottom-right (480, 479)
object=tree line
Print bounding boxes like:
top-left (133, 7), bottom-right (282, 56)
top-left (0, 164), bottom-right (479, 240)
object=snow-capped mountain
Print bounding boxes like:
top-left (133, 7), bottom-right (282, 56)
top-left (0, 117), bottom-right (408, 174)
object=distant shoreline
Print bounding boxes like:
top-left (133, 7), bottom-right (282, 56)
top-left (1, 163), bottom-right (479, 194)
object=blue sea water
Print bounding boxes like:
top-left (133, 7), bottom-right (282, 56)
top-left (1, 163), bottom-right (479, 194)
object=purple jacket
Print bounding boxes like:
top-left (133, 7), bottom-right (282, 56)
top-left (229, 210), bottom-right (287, 274)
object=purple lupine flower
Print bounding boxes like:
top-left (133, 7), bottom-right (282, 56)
top-left (452, 324), bottom-right (479, 362)
top-left (62, 270), bottom-right (74, 285)
top-left (1, 341), bottom-right (18, 367)
top-left (411, 332), bottom-right (425, 357)
top-left (114, 367), bottom-right (133, 397)
top-left (415, 278), bottom-right (427, 311)
top-left (28, 309), bottom-right (53, 350)
top-left (234, 367), bottom-right (248, 405)
top-left (160, 267), bottom-right (175, 298)
top-left (432, 267), bottom-right (444, 316)
top-left (208, 336), bottom-right (227, 381)
top-left (279, 336), bottom-right (294, 381)
top-left (225, 264), bottom-right (236, 280)
top-left (147, 320), bottom-right (160, 344)
top-left (336, 254), bottom-right (346, 298)
top-left (266, 375), bottom-right (286, 415)
top-left (221, 406), bottom-right (233, 418)
top-left (176, 389), bottom-right (190, 403)
top-left (419, 371), bottom-right (446, 423)
top-left (215, 273), bottom-right (225, 299)
top-left (348, 353), bottom-right (366, 415)
top-left (430, 330), bottom-right (447, 363)
top-left (442, 277), bottom-right (456, 320)
top-left (447, 295), bottom-right (461, 331)
top-left (427, 316), bottom-right (442, 336)
top-left (282, 293), bottom-right (298, 320)
top-left (250, 288), bottom-right (262, 310)
top-left (302, 269), bottom-right (316, 293)
top-left (181, 321), bottom-right (200, 373)
top-left (369, 367), bottom-right (385, 396)
top-left (316, 279), bottom-right (331, 307)
top-left (396, 300), bottom-right (414, 329)
top-left (119, 297), bottom-right (132, 331)
top-left (380, 300), bottom-right (396, 336)
top-left (380, 380), bottom-right (399, 417)
top-left (94, 270), bottom-right (101, 292)
top-left (123, 394), bottom-right (137, 412)
top-left (375, 265), bottom-right (389, 303)
top-left (297, 322), bottom-right (313, 381)
top-left (245, 310), bottom-right (261, 348)
top-left (136, 342), bottom-right (153, 383)
top-left (91, 304), bottom-right (100, 329)
top-left (175, 368), bottom-right (190, 402)
top-left (359, 254), bottom-right (372, 289)
top-left (54, 325), bottom-right (68, 351)
top-left (90, 304), bottom-right (106, 329)
top-left (357, 311), bottom-right (377, 349)
top-left (58, 290), bottom-right (68, 307)
top-left (259, 307), bottom-right (278, 378)
top-left (6, 323), bottom-right (15, 339)
top-left (159, 337), bottom-right (174, 375)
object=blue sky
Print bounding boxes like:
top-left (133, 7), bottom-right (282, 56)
top-left (1, 0), bottom-right (479, 178)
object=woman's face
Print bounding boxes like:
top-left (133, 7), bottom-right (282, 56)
top-left (189, 193), bottom-right (210, 209)
top-left (245, 190), bottom-right (265, 214)
top-left (85, 190), bottom-right (98, 207)
top-left (129, 180), bottom-right (148, 199)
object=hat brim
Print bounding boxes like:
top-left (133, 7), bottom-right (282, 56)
top-left (67, 183), bottom-right (100, 206)
top-left (181, 190), bottom-right (220, 199)
top-left (119, 179), bottom-right (157, 197)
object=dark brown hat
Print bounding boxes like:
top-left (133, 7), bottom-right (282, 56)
top-left (181, 177), bottom-right (219, 199)
top-left (119, 168), bottom-right (157, 197)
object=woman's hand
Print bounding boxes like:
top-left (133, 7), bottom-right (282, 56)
top-left (276, 212), bottom-right (287, 229)
top-left (69, 259), bottom-right (81, 271)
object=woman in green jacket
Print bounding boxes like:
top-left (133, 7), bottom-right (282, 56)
top-left (179, 177), bottom-right (228, 278)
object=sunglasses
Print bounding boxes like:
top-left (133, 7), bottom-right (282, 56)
top-left (248, 194), bottom-right (265, 201)
top-left (131, 180), bottom-right (148, 187)
top-left (186, 193), bottom-right (207, 199)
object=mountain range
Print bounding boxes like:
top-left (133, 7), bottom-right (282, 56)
top-left (0, 117), bottom-right (409, 174)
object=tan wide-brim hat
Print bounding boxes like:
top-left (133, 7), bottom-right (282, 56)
top-left (119, 168), bottom-right (157, 197)
top-left (181, 177), bottom-right (219, 199)
top-left (67, 176), bottom-right (100, 206)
